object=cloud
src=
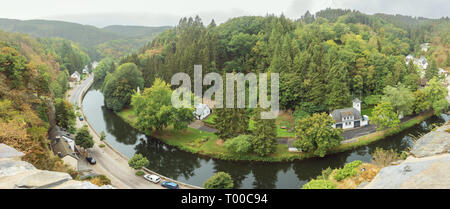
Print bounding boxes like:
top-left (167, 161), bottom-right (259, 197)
top-left (43, 13), bottom-right (181, 27)
top-left (43, 8), bottom-right (251, 27)
top-left (287, 0), bottom-right (450, 19)
top-left (39, 0), bottom-right (450, 27)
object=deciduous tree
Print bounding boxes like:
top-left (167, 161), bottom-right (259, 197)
top-left (203, 172), bottom-right (234, 189)
top-left (372, 102), bottom-right (400, 130)
top-left (294, 113), bottom-right (343, 157)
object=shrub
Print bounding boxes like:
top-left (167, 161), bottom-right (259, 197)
top-left (302, 179), bottom-right (337, 189)
top-left (371, 148), bottom-right (400, 167)
top-left (99, 144), bottom-right (105, 148)
top-left (203, 172), bottom-right (234, 189)
top-left (319, 167), bottom-right (333, 179)
top-left (128, 154), bottom-right (150, 170)
top-left (135, 171), bottom-right (145, 176)
top-left (68, 169), bottom-right (80, 180)
top-left (100, 131), bottom-right (106, 141)
top-left (333, 160), bottom-right (363, 181)
top-left (224, 135), bottom-right (252, 155)
top-left (90, 175), bottom-right (111, 186)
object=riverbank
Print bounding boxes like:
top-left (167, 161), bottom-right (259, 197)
top-left (117, 107), bottom-right (434, 162)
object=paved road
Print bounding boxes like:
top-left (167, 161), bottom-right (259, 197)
top-left (69, 76), bottom-right (93, 106)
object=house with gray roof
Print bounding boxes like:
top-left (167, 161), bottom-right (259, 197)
top-left (49, 126), bottom-right (80, 170)
top-left (330, 98), bottom-right (369, 130)
top-left (70, 71), bottom-right (81, 82)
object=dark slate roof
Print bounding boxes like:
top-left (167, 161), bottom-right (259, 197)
top-left (48, 126), bottom-right (73, 143)
top-left (331, 108), bottom-right (361, 123)
top-left (52, 139), bottom-right (78, 159)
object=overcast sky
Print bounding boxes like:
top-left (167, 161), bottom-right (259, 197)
top-left (0, 0), bottom-right (448, 27)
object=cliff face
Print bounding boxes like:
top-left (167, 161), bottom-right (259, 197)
top-left (364, 124), bottom-right (450, 189)
top-left (0, 144), bottom-right (113, 189)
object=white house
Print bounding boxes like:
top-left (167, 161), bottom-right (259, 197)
top-left (330, 98), bottom-right (369, 130)
top-left (92, 61), bottom-right (99, 69)
top-left (82, 66), bottom-right (89, 74)
top-left (405, 54), bottom-right (414, 64)
top-left (70, 71), bottom-right (81, 82)
top-left (406, 54), bottom-right (428, 70)
top-left (194, 103), bottom-right (211, 120)
top-left (439, 68), bottom-right (447, 78)
top-left (420, 43), bottom-right (430, 52)
top-left (417, 56), bottom-right (428, 70)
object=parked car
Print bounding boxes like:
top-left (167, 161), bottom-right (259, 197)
top-left (143, 174), bottom-right (161, 184)
top-left (79, 116), bottom-right (84, 121)
top-left (161, 181), bottom-right (179, 189)
top-left (86, 156), bottom-right (96, 165)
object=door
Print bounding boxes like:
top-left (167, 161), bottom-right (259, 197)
top-left (354, 121), bottom-right (360, 128)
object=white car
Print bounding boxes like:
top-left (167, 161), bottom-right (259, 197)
top-left (144, 174), bottom-right (161, 184)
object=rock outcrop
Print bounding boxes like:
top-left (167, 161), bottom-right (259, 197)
top-left (410, 124), bottom-right (450, 158)
top-left (0, 143), bottom-right (113, 189)
top-left (364, 123), bottom-right (450, 189)
top-left (364, 154), bottom-right (450, 189)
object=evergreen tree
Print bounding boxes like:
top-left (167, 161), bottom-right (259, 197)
top-left (251, 108), bottom-right (277, 156)
top-left (326, 60), bottom-right (351, 110)
top-left (213, 76), bottom-right (249, 139)
top-left (425, 58), bottom-right (439, 80)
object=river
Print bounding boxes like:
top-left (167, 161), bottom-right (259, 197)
top-left (82, 84), bottom-right (445, 189)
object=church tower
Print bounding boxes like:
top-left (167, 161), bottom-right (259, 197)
top-left (353, 98), bottom-right (361, 113)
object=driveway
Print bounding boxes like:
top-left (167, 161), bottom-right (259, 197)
top-left (342, 124), bottom-right (377, 140)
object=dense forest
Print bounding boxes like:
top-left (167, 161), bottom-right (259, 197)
top-left (118, 9), bottom-right (449, 113)
top-left (0, 30), bottom-right (79, 171)
top-left (0, 18), bottom-right (171, 60)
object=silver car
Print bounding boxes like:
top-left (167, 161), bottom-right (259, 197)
top-left (143, 174), bottom-right (161, 184)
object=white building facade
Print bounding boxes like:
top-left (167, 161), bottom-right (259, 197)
top-left (331, 98), bottom-right (369, 130)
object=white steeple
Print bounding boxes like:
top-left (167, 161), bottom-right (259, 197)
top-left (353, 98), bottom-right (361, 113)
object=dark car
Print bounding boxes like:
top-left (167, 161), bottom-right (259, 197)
top-left (161, 181), bottom-right (179, 189)
top-left (79, 116), bottom-right (84, 121)
top-left (86, 157), bottom-right (96, 165)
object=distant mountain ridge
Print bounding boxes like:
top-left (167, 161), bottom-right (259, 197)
top-left (102, 25), bottom-right (171, 38)
top-left (0, 18), bottom-right (171, 45)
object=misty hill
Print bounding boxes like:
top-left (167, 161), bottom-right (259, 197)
top-left (0, 18), bottom-right (171, 59)
top-left (0, 18), bottom-right (122, 46)
top-left (102, 25), bottom-right (171, 38)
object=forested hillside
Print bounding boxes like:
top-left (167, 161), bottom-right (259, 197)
top-left (0, 31), bottom-right (77, 171)
top-left (0, 18), bottom-right (171, 60)
top-left (119, 9), bottom-right (449, 113)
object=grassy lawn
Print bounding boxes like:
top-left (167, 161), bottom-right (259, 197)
top-left (117, 108), bottom-right (137, 124)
